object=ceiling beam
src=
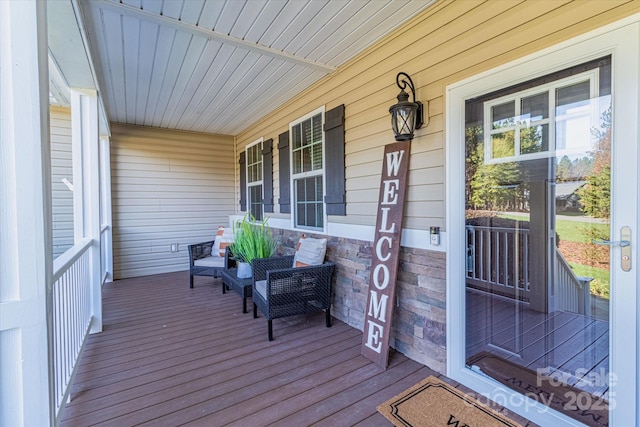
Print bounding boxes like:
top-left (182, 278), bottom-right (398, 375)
top-left (90, 0), bottom-right (337, 74)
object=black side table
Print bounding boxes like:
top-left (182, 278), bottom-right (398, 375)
top-left (221, 268), bottom-right (253, 313)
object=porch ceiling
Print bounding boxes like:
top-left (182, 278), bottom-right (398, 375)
top-left (77, 0), bottom-right (435, 136)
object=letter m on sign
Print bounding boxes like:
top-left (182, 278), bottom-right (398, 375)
top-left (361, 140), bottom-right (411, 369)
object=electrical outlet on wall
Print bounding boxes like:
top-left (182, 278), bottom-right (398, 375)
top-left (170, 243), bottom-right (179, 252)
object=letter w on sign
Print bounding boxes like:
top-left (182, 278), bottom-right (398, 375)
top-left (361, 141), bottom-right (411, 369)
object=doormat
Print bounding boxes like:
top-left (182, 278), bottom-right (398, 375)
top-left (467, 352), bottom-right (608, 427)
top-left (377, 375), bottom-right (522, 427)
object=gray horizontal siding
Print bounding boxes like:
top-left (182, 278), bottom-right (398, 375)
top-left (111, 124), bottom-right (235, 279)
top-left (50, 107), bottom-right (74, 259)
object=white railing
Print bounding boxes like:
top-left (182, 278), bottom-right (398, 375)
top-left (466, 225), bottom-right (530, 299)
top-left (52, 238), bottom-right (94, 421)
top-left (555, 250), bottom-right (591, 315)
top-left (466, 225), bottom-right (589, 313)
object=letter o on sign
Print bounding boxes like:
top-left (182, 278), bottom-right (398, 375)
top-left (373, 263), bottom-right (390, 290)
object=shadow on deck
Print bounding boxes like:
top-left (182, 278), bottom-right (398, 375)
top-left (60, 271), bottom-right (536, 426)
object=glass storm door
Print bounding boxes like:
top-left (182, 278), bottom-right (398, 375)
top-left (463, 57), bottom-right (616, 426)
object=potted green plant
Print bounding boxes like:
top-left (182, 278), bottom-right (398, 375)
top-left (230, 214), bottom-right (278, 278)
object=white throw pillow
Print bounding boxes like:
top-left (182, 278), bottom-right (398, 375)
top-left (293, 235), bottom-right (327, 267)
top-left (212, 225), bottom-right (225, 257)
top-left (219, 227), bottom-right (234, 257)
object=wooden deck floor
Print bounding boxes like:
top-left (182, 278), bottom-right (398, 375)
top-left (60, 271), bottom-right (536, 427)
top-left (466, 289), bottom-right (610, 397)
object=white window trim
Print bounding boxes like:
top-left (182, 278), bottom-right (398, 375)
top-left (246, 138), bottom-right (264, 221)
top-left (483, 69), bottom-right (600, 164)
top-left (289, 105), bottom-right (326, 232)
top-left (446, 20), bottom-right (640, 427)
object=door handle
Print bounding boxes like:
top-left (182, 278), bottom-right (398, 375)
top-left (621, 226), bottom-right (632, 272)
top-left (593, 226), bottom-right (632, 271)
top-left (592, 239), bottom-right (630, 247)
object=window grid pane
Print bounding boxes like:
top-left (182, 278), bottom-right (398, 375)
top-left (292, 114), bottom-right (323, 174)
top-left (294, 176), bottom-right (323, 229)
top-left (247, 143), bottom-right (262, 184)
top-left (249, 184), bottom-right (263, 221)
top-left (291, 110), bottom-right (324, 230)
top-left (485, 73), bottom-right (594, 162)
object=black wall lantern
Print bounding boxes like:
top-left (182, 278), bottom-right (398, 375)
top-left (389, 72), bottom-right (424, 141)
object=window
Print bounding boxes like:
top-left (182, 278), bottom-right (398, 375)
top-left (246, 139), bottom-right (263, 221)
top-left (484, 69), bottom-right (599, 164)
top-left (290, 107), bottom-right (325, 230)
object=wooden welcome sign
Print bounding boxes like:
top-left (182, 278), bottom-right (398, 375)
top-left (361, 140), bottom-right (411, 369)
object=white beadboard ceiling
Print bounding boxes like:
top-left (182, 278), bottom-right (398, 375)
top-left (76, 0), bottom-right (434, 136)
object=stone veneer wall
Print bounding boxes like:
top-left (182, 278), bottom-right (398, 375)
top-left (270, 227), bottom-right (447, 373)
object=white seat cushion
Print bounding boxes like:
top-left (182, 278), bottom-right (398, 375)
top-left (194, 255), bottom-right (225, 268)
top-left (255, 280), bottom-right (267, 298)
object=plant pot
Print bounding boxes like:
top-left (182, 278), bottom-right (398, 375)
top-left (237, 261), bottom-right (252, 279)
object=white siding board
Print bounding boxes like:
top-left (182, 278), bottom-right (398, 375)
top-left (160, 36), bottom-right (209, 128)
top-left (211, 55), bottom-right (277, 126)
top-left (293, 1), bottom-right (365, 59)
top-left (160, 0), bottom-right (182, 20)
top-left (258, 1), bottom-right (310, 48)
top-left (179, 0), bottom-right (205, 25)
top-left (197, 0), bottom-right (226, 30)
top-left (187, 47), bottom-right (250, 131)
top-left (180, 43), bottom-right (235, 124)
top-left (165, 39), bottom-right (224, 129)
top-left (213, 0), bottom-right (247, 35)
top-left (101, 8), bottom-right (127, 123)
top-left (243, 2), bottom-right (286, 41)
top-left (314, 1), bottom-right (394, 64)
top-left (111, 124), bottom-right (234, 279)
top-left (224, 0), bottom-right (265, 39)
top-left (150, 31), bottom-right (193, 126)
top-left (134, 19), bottom-right (159, 124)
top-left (143, 26), bottom-right (177, 127)
top-left (272, 0), bottom-right (331, 53)
top-left (122, 13), bottom-right (141, 123)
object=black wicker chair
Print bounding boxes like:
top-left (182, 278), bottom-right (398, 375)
top-left (188, 242), bottom-right (234, 288)
top-left (252, 255), bottom-right (335, 340)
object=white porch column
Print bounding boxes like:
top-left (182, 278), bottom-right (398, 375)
top-left (100, 135), bottom-right (114, 284)
top-left (0, 1), bottom-right (54, 426)
top-left (71, 89), bottom-right (103, 333)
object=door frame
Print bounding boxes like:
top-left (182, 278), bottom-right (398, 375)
top-left (446, 17), bottom-right (640, 426)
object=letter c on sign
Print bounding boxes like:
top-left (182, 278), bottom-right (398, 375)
top-left (376, 236), bottom-right (392, 261)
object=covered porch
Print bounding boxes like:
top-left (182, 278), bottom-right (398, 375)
top-left (4, 1), bottom-right (640, 426)
top-left (58, 272), bottom-right (532, 426)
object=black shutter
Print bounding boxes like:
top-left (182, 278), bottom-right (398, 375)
top-left (278, 131), bottom-right (291, 214)
top-left (239, 151), bottom-right (246, 211)
top-left (324, 104), bottom-right (346, 215)
top-left (262, 138), bottom-right (274, 213)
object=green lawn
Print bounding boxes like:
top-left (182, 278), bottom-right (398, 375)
top-left (497, 213), bottom-right (609, 243)
top-left (497, 213), bottom-right (610, 297)
top-left (555, 219), bottom-right (609, 244)
top-left (569, 262), bottom-right (610, 298)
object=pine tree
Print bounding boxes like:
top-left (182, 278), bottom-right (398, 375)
top-left (578, 108), bottom-right (611, 218)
